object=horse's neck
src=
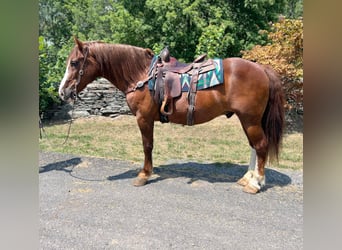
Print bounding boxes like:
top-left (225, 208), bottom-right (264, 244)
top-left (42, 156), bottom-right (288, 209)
top-left (94, 43), bottom-right (150, 93)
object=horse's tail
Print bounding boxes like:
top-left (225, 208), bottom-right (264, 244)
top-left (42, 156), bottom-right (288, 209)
top-left (262, 66), bottom-right (285, 162)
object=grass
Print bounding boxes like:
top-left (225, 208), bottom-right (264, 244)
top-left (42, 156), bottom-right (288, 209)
top-left (39, 115), bottom-right (303, 170)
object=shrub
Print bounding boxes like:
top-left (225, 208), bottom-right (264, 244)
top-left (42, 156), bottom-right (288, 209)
top-left (242, 18), bottom-right (303, 115)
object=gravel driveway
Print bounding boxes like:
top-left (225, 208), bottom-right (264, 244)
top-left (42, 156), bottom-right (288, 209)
top-left (39, 151), bottom-right (303, 249)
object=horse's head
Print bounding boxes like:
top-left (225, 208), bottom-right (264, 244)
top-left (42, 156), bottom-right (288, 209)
top-left (59, 37), bottom-right (99, 102)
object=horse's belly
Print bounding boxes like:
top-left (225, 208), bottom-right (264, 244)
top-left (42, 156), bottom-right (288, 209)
top-left (168, 90), bottom-right (228, 125)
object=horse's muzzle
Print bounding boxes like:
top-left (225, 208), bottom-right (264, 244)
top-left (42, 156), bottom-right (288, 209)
top-left (59, 87), bottom-right (76, 103)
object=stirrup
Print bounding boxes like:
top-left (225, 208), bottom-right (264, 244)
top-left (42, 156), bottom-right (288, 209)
top-left (160, 98), bottom-right (173, 116)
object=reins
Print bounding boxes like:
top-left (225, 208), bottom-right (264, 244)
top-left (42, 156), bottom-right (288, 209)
top-left (62, 47), bottom-right (90, 144)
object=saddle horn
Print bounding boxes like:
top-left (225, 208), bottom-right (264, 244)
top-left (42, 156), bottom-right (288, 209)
top-left (160, 46), bottom-right (170, 62)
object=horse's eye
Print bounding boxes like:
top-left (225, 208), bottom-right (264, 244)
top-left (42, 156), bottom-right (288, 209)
top-left (70, 61), bottom-right (78, 67)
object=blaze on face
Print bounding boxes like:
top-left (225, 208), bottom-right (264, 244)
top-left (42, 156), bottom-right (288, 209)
top-left (59, 58), bottom-right (77, 102)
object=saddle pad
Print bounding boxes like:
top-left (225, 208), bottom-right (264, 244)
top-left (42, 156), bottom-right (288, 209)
top-left (148, 55), bottom-right (159, 90)
top-left (180, 59), bottom-right (223, 92)
top-left (148, 57), bottom-right (223, 92)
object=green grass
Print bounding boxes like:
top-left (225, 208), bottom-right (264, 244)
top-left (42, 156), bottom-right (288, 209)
top-left (39, 115), bottom-right (303, 170)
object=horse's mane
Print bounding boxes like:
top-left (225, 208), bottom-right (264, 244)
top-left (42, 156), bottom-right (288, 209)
top-left (86, 41), bottom-right (154, 85)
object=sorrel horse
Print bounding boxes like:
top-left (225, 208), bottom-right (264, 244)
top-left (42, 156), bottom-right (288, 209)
top-left (59, 38), bottom-right (285, 194)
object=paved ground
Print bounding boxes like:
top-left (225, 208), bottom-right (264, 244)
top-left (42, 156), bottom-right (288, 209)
top-left (39, 151), bottom-right (303, 249)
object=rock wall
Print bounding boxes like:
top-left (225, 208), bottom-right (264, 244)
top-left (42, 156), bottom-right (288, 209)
top-left (73, 78), bottom-right (131, 118)
top-left (45, 78), bottom-right (131, 121)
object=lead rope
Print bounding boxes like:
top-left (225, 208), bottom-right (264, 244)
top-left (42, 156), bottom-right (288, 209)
top-left (61, 102), bottom-right (75, 145)
top-left (39, 104), bottom-right (75, 146)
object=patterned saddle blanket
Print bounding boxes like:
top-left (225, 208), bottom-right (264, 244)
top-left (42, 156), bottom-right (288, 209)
top-left (148, 57), bottom-right (223, 92)
top-left (179, 59), bottom-right (223, 91)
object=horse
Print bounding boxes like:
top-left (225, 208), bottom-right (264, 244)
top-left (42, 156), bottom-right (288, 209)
top-left (59, 37), bottom-right (285, 194)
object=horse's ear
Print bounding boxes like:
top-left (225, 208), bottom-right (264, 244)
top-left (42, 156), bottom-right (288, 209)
top-left (74, 36), bottom-right (84, 52)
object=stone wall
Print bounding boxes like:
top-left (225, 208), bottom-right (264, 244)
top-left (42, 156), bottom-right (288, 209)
top-left (45, 78), bottom-right (131, 121)
top-left (73, 78), bottom-right (131, 118)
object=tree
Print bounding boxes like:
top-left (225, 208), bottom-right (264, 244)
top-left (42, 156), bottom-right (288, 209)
top-left (39, 0), bottom-right (298, 114)
top-left (283, 0), bottom-right (303, 18)
top-left (39, 0), bottom-right (73, 47)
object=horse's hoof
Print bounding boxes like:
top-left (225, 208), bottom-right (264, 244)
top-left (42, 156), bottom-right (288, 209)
top-left (133, 177), bottom-right (148, 187)
top-left (237, 170), bottom-right (253, 186)
top-left (243, 184), bottom-right (259, 194)
top-left (237, 177), bottom-right (249, 186)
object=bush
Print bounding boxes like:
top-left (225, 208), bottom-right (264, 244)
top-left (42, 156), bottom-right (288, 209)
top-left (242, 18), bottom-right (303, 116)
top-left (39, 36), bottom-right (73, 115)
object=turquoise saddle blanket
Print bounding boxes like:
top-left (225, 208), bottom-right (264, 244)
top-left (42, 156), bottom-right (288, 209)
top-left (148, 58), bottom-right (224, 92)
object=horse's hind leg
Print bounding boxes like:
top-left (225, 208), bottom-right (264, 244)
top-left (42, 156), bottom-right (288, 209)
top-left (237, 119), bottom-right (268, 194)
top-left (133, 115), bottom-right (154, 186)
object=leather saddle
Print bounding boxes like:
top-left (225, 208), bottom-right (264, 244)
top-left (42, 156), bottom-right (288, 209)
top-left (153, 47), bottom-right (216, 125)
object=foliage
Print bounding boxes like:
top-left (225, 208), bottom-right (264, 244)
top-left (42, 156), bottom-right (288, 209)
top-left (39, 0), bottom-right (73, 48)
top-left (283, 0), bottom-right (303, 18)
top-left (242, 18), bottom-right (303, 114)
top-left (39, 0), bottom-right (302, 113)
top-left (39, 36), bottom-right (61, 113)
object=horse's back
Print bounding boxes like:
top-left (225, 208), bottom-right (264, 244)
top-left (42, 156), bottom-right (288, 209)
top-left (223, 57), bottom-right (268, 84)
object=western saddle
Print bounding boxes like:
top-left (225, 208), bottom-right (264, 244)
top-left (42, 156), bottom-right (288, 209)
top-left (151, 47), bottom-right (216, 125)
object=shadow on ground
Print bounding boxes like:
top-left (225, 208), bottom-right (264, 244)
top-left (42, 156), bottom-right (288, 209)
top-left (39, 157), bottom-right (81, 174)
top-left (39, 154), bottom-right (292, 190)
top-left (107, 162), bottom-right (292, 189)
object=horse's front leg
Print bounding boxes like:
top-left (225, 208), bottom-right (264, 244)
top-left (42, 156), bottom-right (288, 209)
top-left (133, 115), bottom-right (154, 186)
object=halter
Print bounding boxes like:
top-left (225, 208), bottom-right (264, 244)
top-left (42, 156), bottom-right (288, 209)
top-left (62, 47), bottom-right (89, 145)
top-left (74, 47), bottom-right (89, 99)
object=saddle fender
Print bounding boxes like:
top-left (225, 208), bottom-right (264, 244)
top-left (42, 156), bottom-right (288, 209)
top-left (160, 72), bottom-right (181, 116)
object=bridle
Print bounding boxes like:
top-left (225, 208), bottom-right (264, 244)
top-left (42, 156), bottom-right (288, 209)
top-left (73, 47), bottom-right (89, 100)
top-left (63, 47), bottom-right (89, 145)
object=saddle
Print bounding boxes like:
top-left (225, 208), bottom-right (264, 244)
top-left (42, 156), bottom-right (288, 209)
top-left (153, 47), bottom-right (216, 125)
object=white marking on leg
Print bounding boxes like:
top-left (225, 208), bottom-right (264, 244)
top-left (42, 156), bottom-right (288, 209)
top-left (252, 165), bottom-right (266, 188)
top-left (250, 148), bottom-right (266, 189)
top-left (255, 154), bottom-right (258, 172)
top-left (248, 148), bottom-right (257, 170)
top-left (59, 60), bottom-right (70, 97)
